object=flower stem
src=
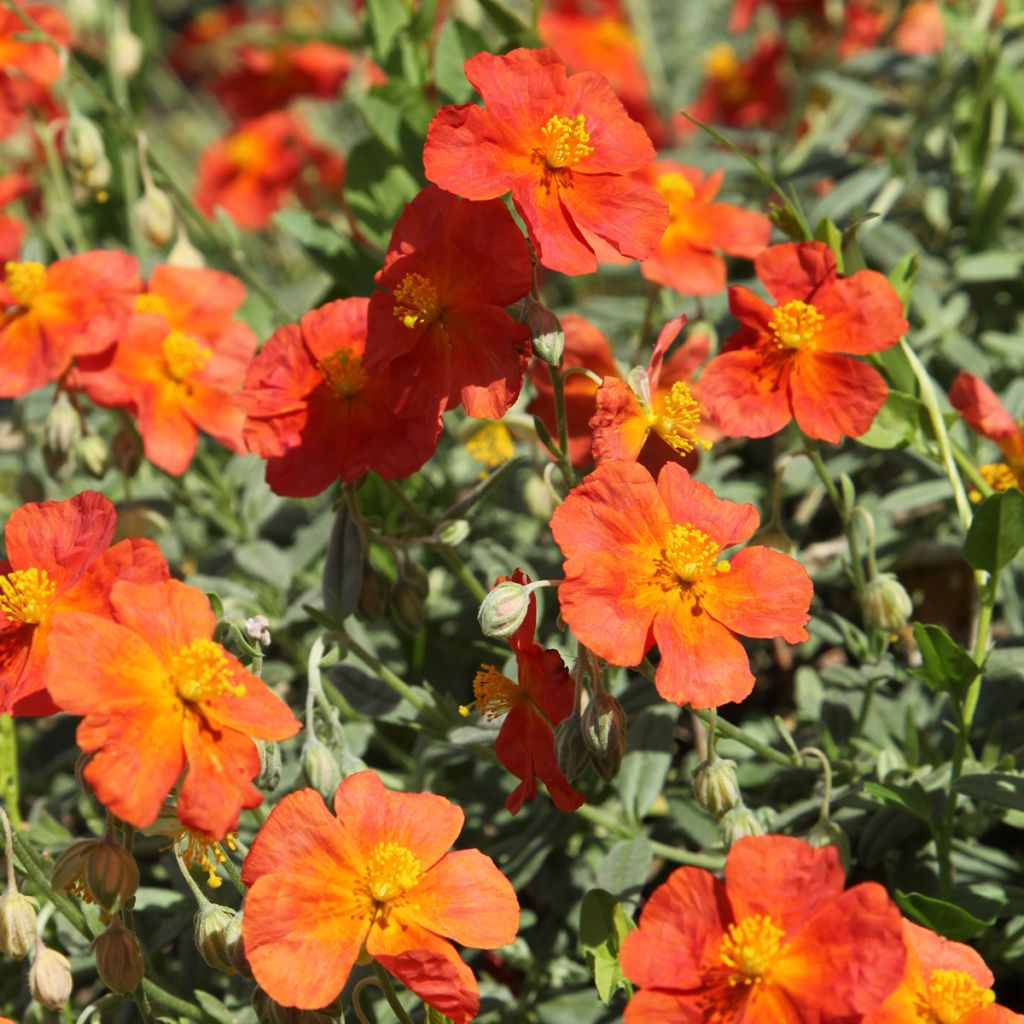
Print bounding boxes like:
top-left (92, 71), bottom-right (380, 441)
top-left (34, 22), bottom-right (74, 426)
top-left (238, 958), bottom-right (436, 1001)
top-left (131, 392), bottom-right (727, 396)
top-left (372, 962), bottom-right (415, 1024)
top-left (547, 361), bottom-right (577, 488)
top-left (0, 716), bottom-right (21, 828)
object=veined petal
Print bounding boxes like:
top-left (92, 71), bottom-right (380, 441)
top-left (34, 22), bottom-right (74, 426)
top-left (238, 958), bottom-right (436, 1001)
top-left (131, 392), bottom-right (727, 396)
top-left (699, 346), bottom-right (794, 439)
top-left (562, 172), bottom-right (668, 263)
top-left (201, 652), bottom-right (300, 742)
top-left (756, 241), bottom-right (836, 304)
top-left (590, 376), bottom-right (652, 464)
top-left (512, 178), bottom-right (596, 276)
top-left (789, 350), bottom-right (888, 442)
top-left (656, 463), bottom-right (759, 550)
top-left (949, 372), bottom-right (1019, 440)
top-left (110, 579), bottom-right (217, 668)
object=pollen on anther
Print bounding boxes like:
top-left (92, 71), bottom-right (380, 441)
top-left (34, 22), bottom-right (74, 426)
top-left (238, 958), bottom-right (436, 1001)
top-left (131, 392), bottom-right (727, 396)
top-left (468, 664), bottom-right (525, 721)
top-left (318, 348), bottom-right (368, 397)
top-left (925, 968), bottom-right (995, 1024)
top-left (392, 272), bottom-right (440, 329)
top-left (719, 914), bottom-right (785, 986)
top-left (654, 381), bottom-right (711, 456)
top-left (4, 260), bottom-right (47, 308)
top-left (656, 523), bottom-right (729, 586)
top-left (541, 113), bottom-right (593, 169)
top-left (769, 300), bottom-right (824, 351)
top-left (162, 330), bottom-right (212, 382)
top-left (0, 567), bottom-right (57, 625)
top-left (170, 638), bottom-right (243, 704)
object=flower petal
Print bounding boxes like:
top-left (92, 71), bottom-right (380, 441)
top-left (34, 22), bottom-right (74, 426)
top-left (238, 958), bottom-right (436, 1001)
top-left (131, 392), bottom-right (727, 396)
top-left (656, 463), bottom-right (759, 549)
top-left (789, 351), bottom-right (888, 442)
top-left (699, 346), bottom-right (794, 439)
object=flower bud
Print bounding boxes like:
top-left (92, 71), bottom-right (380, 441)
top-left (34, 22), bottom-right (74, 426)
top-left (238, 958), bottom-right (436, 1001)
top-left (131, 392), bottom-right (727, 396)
top-left (580, 690), bottom-right (626, 782)
top-left (692, 757), bottom-right (742, 819)
top-left (75, 434), bottom-right (109, 478)
top-left (302, 738), bottom-right (341, 801)
top-left (523, 296), bottom-right (564, 365)
top-left (43, 392), bottom-right (82, 457)
top-left (111, 25), bottom-right (144, 78)
top-left (861, 573), bottom-right (913, 633)
top-left (245, 615), bottom-right (272, 648)
top-left (389, 576), bottom-right (425, 635)
top-left (356, 566), bottom-right (389, 622)
top-left (438, 518), bottom-right (470, 547)
top-left (0, 890), bottom-right (37, 959)
top-left (111, 422), bottom-right (142, 477)
top-left (168, 228), bottom-right (206, 269)
top-left (805, 818), bottom-right (851, 872)
top-left (477, 580), bottom-right (530, 639)
top-left (64, 115), bottom-right (105, 173)
top-left (194, 902), bottom-right (241, 975)
top-left (554, 712), bottom-right (591, 782)
top-left (94, 918), bottom-right (144, 994)
top-left (255, 740), bottom-right (282, 791)
top-left (53, 835), bottom-right (139, 914)
top-left (719, 805), bottom-right (765, 848)
top-left (75, 153), bottom-right (113, 195)
top-left (30, 944), bottom-right (72, 1010)
top-left (134, 185), bottom-right (175, 247)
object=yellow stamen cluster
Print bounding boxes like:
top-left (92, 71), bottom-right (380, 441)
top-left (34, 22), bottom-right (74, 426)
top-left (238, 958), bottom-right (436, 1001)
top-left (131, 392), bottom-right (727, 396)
top-left (392, 272), bottom-right (440, 330)
top-left (162, 331), bottom-right (212, 382)
top-left (770, 300), bottom-right (824, 351)
top-left (655, 172), bottom-right (697, 221)
top-left (703, 43), bottom-right (751, 104)
top-left (466, 422), bottom-right (515, 472)
top-left (226, 130), bottom-right (265, 169)
top-left (170, 638), bottom-right (243, 704)
top-left (363, 841), bottom-right (421, 904)
top-left (656, 523), bottom-right (731, 587)
top-left (541, 114), bottom-right (593, 169)
top-left (719, 914), bottom-right (785, 987)
top-left (318, 349), bottom-right (368, 398)
top-left (654, 381), bottom-right (711, 456)
top-left (921, 968), bottom-right (995, 1024)
top-left (4, 260), bottom-right (47, 308)
top-left (172, 829), bottom-right (238, 889)
top-left (0, 567), bottom-right (56, 624)
top-left (978, 462), bottom-right (1020, 494)
top-left (135, 293), bottom-right (173, 318)
top-left (460, 664), bottom-right (523, 721)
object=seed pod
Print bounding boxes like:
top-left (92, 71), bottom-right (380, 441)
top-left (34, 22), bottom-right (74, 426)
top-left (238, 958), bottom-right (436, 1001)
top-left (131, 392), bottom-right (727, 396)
top-left (692, 757), bottom-right (742, 819)
top-left (85, 837), bottom-right (140, 914)
top-left (580, 690), bottom-right (626, 782)
top-left (30, 944), bottom-right (73, 1010)
top-left (168, 228), bottom-right (206, 269)
top-left (0, 890), bottom-right (37, 959)
top-left (477, 580), bottom-right (531, 639)
top-left (554, 712), bottom-right (591, 783)
top-left (438, 518), bottom-right (470, 547)
top-left (43, 392), bottom-right (82, 458)
top-left (862, 573), bottom-right (913, 633)
top-left (255, 740), bottom-right (282, 791)
top-left (302, 738), bottom-right (341, 801)
top-left (64, 115), bottom-right (105, 173)
top-left (194, 902), bottom-right (241, 975)
top-left (389, 576), bottom-right (426, 635)
top-left (94, 918), bottom-right (144, 994)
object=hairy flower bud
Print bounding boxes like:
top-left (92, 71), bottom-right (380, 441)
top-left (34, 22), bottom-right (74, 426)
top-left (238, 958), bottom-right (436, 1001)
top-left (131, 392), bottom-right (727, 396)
top-left (692, 756), bottom-right (742, 819)
top-left (43, 392), bottom-right (82, 458)
top-left (255, 740), bottom-right (282, 791)
top-left (554, 712), bottom-right (591, 782)
top-left (30, 945), bottom-right (73, 1010)
top-left (0, 890), bottom-right (37, 959)
top-left (168, 228), bottom-right (206, 269)
top-left (134, 185), bottom-right (175, 248)
top-left (389, 576), bottom-right (426, 635)
top-left (719, 805), bottom-right (766, 848)
top-left (94, 918), bottom-right (144, 994)
top-left (75, 434), bottom-right (109, 478)
top-left (356, 566), bottom-right (389, 622)
top-left (194, 902), bottom-right (242, 975)
top-left (477, 580), bottom-right (530, 639)
top-left (805, 818), bottom-right (851, 872)
top-left (580, 690), bottom-right (626, 782)
top-left (302, 738), bottom-right (341, 801)
top-left (438, 518), bottom-right (470, 547)
top-left (523, 296), bottom-right (564, 365)
top-left (65, 115), bottom-right (105, 173)
top-left (861, 573), bottom-right (913, 633)
top-left (111, 24), bottom-right (143, 78)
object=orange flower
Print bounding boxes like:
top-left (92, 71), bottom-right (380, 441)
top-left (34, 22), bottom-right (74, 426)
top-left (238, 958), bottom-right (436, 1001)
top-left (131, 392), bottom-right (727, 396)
top-left (462, 570), bottom-right (584, 814)
top-left (620, 835), bottom-right (906, 1022)
top-left (0, 4), bottom-right (70, 138)
top-left (866, 919), bottom-right (1020, 1024)
top-left (590, 316), bottom-right (720, 477)
top-left (366, 185), bottom-right (532, 419)
top-left (0, 250), bottom-right (141, 397)
top-left (949, 372), bottom-right (1024, 495)
top-left (240, 298), bottom-right (442, 496)
top-left (640, 162), bottom-right (771, 295)
top-left (42, 578), bottom-right (300, 836)
top-left (0, 173), bottom-right (30, 263)
top-left (550, 461), bottom-right (812, 708)
top-left (0, 491), bottom-right (168, 717)
top-left (241, 771), bottom-right (520, 1022)
top-left (424, 47), bottom-right (667, 275)
top-left (893, 1), bottom-right (946, 54)
top-left (700, 241), bottom-right (909, 443)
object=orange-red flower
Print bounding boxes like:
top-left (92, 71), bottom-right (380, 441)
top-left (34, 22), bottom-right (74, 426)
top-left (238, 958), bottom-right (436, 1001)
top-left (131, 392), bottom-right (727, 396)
top-left (949, 372), bottom-right (1024, 495)
top-left (0, 174), bottom-right (30, 263)
top-left (0, 3), bottom-right (70, 138)
top-left (240, 298), bottom-right (442, 496)
top-left (43, 578), bottom-right (300, 836)
top-left (462, 570), bottom-right (584, 814)
top-left (700, 240), bottom-right (908, 443)
top-left (640, 162), bottom-right (771, 295)
top-left (589, 316), bottom-right (719, 477)
top-left (550, 461), bottom-right (812, 707)
top-left (865, 919), bottom-right (1020, 1024)
top-left (0, 251), bottom-right (141, 398)
top-left (423, 47), bottom-right (667, 276)
top-left (241, 771), bottom-right (520, 1022)
top-left (1, 491), bottom-right (168, 718)
top-left (366, 185), bottom-right (532, 419)
top-left (620, 835), bottom-right (906, 1022)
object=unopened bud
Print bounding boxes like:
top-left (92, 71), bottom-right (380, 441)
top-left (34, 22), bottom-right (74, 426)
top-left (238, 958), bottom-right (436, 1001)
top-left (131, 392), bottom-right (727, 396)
top-left (692, 757), bottom-right (742, 819)
top-left (134, 185), bottom-right (175, 247)
top-left (524, 473), bottom-right (557, 521)
top-left (302, 738), bottom-right (341, 801)
top-left (168, 228), bottom-right (205, 269)
top-left (245, 615), bottom-right (272, 648)
top-left (65, 115), bottom-right (105, 173)
top-left (75, 153), bottom-right (113, 194)
top-left (194, 902), bottom-right (241, 975)
top-left (478, 580), bottom-right (530, 639)
top-left (749, 521), bottom-right (795, 555)
top-left (580, 691), bottom-right (626, 782)
top-left (94, 918), bottom-right (144, 994)
top-left (53, 835), bottom-right (139, 914)
top-left (861, 573), bottom-right (913, 633)
top-left (389, 577), bottom-right (425, 635)
top-left (356, 566), bottom-right (389, 622)
top-left (75, 434), bottom-right (109, 477)
top-left (253, 990), bottom-right (338, 1024)
top-left (805, 818), bottom-right (851, 871)
top-left (111, 422), bottom-right (142, 477)
top-left (523, 296), bottom-right (564, 365)
top-left (0, 890), bottom-right (38, 959)
top-left (719, 805), bottom-right (765, 848)
top-left (438, 518), bottom-right (470, 547)
top-left (554, 712), bottom-right (591, 782)
top-left (767, 200), bottom-right (804, 242)
top-left (254, 740), bottom-right (282, 791)
top-left (44, 392), bottom-right (82, 456)
top-left (111, 25), bottom-right (144, 78)
top-left (30, 944), bottom-right (73, 1010)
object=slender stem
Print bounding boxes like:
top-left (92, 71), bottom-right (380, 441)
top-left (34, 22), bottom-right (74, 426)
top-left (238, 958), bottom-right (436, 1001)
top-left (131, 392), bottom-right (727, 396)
top-left (547, 362), bottom-right (576, 488)
top-left (352, 976), bottom-right (382, 1024)
top-left (807, 446), bottom-right (866, 598)
top-left (798, 748), bottom-right (833, 823)
top-left (1, 805), bottom-right (16, 890)
top-left (706, 707), bottom-right (718, 763)
top-left (372, 962), bottom-right (415, 1024)
top-left (9, 829), bottom-right (92, 937)
top-left (633, 281), bottom-right (661, 364)
top-left (141, 978), bottom-right (209, 1020)
top-left (0, 716), bottom-right (21, 828)
top-left (342, 633), bottom-right (432, 717)
top-left (38, 121), bottom-right (88, 252)
top-left (173, 848), bottom-right (212, 909)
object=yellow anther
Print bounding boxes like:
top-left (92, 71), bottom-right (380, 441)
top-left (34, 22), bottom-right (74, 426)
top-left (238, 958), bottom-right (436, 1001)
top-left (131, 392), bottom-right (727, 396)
top-left (705, 43), bottom-right (739, 80)
top-left (318, 349), bottom-right (368, 398)
top-left (466, 664), bottom-right (524, 722)
top-left (922, 968), bottom-right (995, 1024)
top-left (656, 523), bottom-right (731, 587)
top-left (466, 421), bottom-right (515, 473)
top-left (541, 113), bottom-right (593, 169)
top-left (364, 842), bottom-right (421, 903)
top-left (653, 380), bottom-right (711, 456)
top-left (226, 130), bottom-right (265, 169)
top-left (0, 567), bottom-right (57, 624)
top-left (4, 261), bottom-right (47, 308)
top-left (392, 272), bottom-right (440, 330)
top-left (170, 639), bottom-right (243, 704)
top-left (769, 299), bottom-right (824, 351)
top-left (977, 462), bottom-right (1020, 495)
top-left (719, 914), bottom-right (785, 986)
top-left (169, 828), bottom-right (238, 888)
top-left (655, 172), bottom-right (697, 221)
top-left (162, 330), bottom-right (212, 382)
top-left (135, 293), bottom-right (173, 318)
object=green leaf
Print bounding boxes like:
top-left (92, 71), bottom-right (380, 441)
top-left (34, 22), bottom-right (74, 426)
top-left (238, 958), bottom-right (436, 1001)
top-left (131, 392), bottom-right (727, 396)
top-left (322, 501), bottom-right (365, 624)
top-left (963, 489), bottom-right (1024, 573)
top-left (364, 0), bottom-right (410, 60)
top-left (192, 990), bottom-right (243, 1024)
top-left (912, 623), bottom-right (979, 699)
top-left (234, 540), bottom-right (294, 589)
top-left (579, 888), bottom-right (636, 1004)
top-left (272, 209), bottom-right (348, 257)
top-left (426, 1007), bottom-right (456, 1024)
top-left (887, 251), bottom-right (918, 308)
top-left (857, 389), bottom-right (923, 449)
top-left (595, 836), bottom-right (652, 903)
top-left (476, 0), bottom-right (537, 41)
top-left (616, 704), bottom-right (677, 820)
top-left (862, 780), bottom-right (935, 823)
top-left (813, 218), bottom-right (844, 271)
top-left (894, 891), bottom-right (994, 942)
top-left (957, 250), bottom-right (1024, 282)
top-left (955, 773), bottom-right (1024, 811)
top-left (345, 137), bottom-right (421, 249)
top-left (434, 19), bottom-right (489, 102)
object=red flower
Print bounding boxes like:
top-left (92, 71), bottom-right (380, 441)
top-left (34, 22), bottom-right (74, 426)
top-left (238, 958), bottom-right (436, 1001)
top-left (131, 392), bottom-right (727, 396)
top-left (0, 251), bottom-right (141, 398)
top-left (700, 240), bottom-right (908, 443)
top-left (423, 47), bottom-right (667, 275)
top-left (0, 491), bottom-right (168, 717)
top-left (620, 835), bottom-right (906, 1022)
top-left (949, 372), bottom-right (1024, 494)
top-left (550, 461), bottom-right (812, 708)
top-left (0, 174), bottom-right (30, 263)
top-left (43, 578), bottom-right (300, 836)
top-left (240, 298), bottom-right (442, 496)
top-left (729, 0), bottom-right (825, 32)
top-left (640, 162), bottom-right (771, 295)
top-left (241, 771), bottom-right (519, 1023)
top-left (0, 4), bottom-right (70, 138)
top-left (366, 185), bottom-right (532, 419)
top-left (462, 570), bottom-right (584, 814)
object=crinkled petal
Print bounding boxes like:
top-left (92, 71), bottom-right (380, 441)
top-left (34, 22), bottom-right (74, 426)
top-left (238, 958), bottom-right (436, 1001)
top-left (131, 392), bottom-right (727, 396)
top-left (699, 346), bottom-right (794, 439)
top-left (656, 463), bottom-right (759, 549)
top-left (789, 351), bottom-right (888, 443)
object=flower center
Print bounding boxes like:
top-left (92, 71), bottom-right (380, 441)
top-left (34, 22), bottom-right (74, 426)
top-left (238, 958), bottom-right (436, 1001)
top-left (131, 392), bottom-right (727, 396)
top-left (653, 380), bottom-right (711, 456)
top-left (703, 43), bottom-right (751, 104)
top-left (920, 969), bottom-right (996, 1024)
top-left (392, 272), bottom-right (440, 330)
top-left (162, 330), bottom-right (212, 382)
top-left (0, 567), bottom-right (57, 624)
top-left (719, 914), bottom-right (785, 987)
top-left (978, 462), bottom-right (1019, 493)
top-left (135, 293), bottom-right (173, 318)
top-left (541, 114), bottom-right (593, 169)
top-left (655, 172), bottom-right (696, 221)
top-left (460, 664), bottom-right (525, 721)
top-left (770, 300), bottom-right (824, 350)
top-left (318, 349), bottom-right (368, 397)
top-left (5, 260), bottom-right (47, 307)
top-left (169, 638), bottom-right (243, 703)
top-left (226, 129), bottom-right (266, 169)
top-left (168, 828), bottom-right (238, 888)
top-left (466, 421), bottom-right (515, 471)
top-left (364, 841), bottom-right (421, 903)
top-left (656, 523), bottom-right (731, 587)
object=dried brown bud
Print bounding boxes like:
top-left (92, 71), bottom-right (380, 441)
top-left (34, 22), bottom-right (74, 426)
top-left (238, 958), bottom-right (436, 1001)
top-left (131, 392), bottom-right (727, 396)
top-left (94, 918), bottom-right (144, 994)
top-left (0, 889), bottom-right (37, 959)
top-left (580, 690), bottom-right (626, 782)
